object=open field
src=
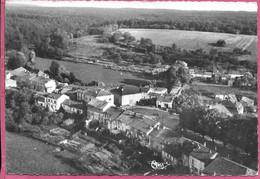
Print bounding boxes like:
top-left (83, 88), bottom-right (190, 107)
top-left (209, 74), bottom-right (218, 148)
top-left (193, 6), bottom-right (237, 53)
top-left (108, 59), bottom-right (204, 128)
top-left (35, 57), bottom-right (152, 87)
top-left (6, 131), bottom-right (78, 175)
top-left (120, 29), bottom-right (257, 60)
top-left (68, 35), bottom-right (118, 58)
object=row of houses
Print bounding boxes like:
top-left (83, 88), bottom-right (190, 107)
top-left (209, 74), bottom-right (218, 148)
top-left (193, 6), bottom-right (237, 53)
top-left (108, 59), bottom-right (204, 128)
top-left (199, 93), bottom-right (257, 117)
top-left (190, 68), bottom-right (246, 79)
top-left (6, 67), bottom-right (56, 93)
top-left (161, 138), bottom-right (257, 176)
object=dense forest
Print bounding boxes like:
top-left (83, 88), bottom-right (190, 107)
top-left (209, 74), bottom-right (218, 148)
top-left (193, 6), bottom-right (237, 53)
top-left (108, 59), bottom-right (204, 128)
top-left (5, 6), bottom-right (257, 52)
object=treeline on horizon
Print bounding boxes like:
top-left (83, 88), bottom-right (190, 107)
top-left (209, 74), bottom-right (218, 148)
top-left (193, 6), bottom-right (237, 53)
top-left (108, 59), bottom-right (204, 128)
top-left (5, 6), bottom-right (257, 51)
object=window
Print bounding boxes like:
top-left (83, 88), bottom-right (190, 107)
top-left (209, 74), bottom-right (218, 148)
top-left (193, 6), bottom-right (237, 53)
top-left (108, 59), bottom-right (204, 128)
top-left (191, 158), bottom-right (195, 166)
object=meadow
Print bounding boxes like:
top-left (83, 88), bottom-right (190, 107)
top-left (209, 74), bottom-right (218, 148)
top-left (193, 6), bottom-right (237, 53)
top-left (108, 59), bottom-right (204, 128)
top-left (35, 57), bottom-right (151, 87)
top-left (120, 29), bottom-right (257, 60)
top-left (6, 131), bottom-right (78, 175)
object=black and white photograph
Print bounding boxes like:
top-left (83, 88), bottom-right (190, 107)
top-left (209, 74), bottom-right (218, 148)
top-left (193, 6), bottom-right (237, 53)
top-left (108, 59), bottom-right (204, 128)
top-left (4, 0), bottom-right (258, 176)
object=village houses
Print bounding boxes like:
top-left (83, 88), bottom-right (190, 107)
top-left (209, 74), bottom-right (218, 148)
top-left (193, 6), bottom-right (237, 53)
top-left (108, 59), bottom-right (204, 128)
top-left (156, 94), bottom-right (175, 109)
top-left (111, 85), bottom-right (145, 106)
top-left (5, 71), bottom-right (17, 88)
top-left (61, 99), bottom-right (85, 114)
top-left (201, 156), bottom-right (257, 176)
top-left (28, 76), bottom-right (56, 93)
top-left (10, 67), bottom-right (37, 84)
top-left (37, 93), bottom-right (69, 112)
top-left (147, 87), bottom-right (168, 99)
top-left (87, 99), bottom-right (114, 121)
top-left (76, 87), bottom-right (114, 105)
top-left (108, 110), bottom-right (160, 146)
top-left (222, 100), bottom-right (244, 115)
top-left (188, 143), bottom-right (218, 175)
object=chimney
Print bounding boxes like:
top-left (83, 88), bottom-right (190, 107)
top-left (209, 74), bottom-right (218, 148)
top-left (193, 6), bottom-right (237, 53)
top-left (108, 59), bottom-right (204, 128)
top-left (204, 142), bottom-right (206, 147)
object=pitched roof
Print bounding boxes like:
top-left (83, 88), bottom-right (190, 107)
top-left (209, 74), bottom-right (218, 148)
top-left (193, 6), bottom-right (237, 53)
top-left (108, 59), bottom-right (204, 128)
top-left (149, 128), bottom-right (180, 144)
top-left (170, 86), bottom-right (182, 95)
top-left (190, 144), bottom-right (218, 164)
top-left (9, 67), bottom-right (36, 81)
top-left (30, 76), bottom-right (52, 84)
top-left (148, 92), bottom-right (163, 97)
top-left (78, 87), bottom-right (112, 98)
top-left (10, 67), bottom-right (28, 76)
top-left (150, 87), bottom-right (168, 93)
top-left (162, 144), bottom-right (181, 158)
top-left (47, 93), bottom-right (63, 100)
top-left (105, 107), bottom-right (124, 120)
top-left (88, 99), bottom-right (110, 110)
top-left (222, 100), bottom-right (243, 114)
top-left (157, 95), bottom-right (174, 103)
top-left (116, 111), bottom-right (158, 133)
top-left (202, 156), bottom-right (255, 176)
top-left (228, 94), bottom-right (237, 104)
top-left (111, 85), bottom-right (141, 95)
top-left (241, 96), bottom-right (254, 106)
top-left (210, 104), bottom-right (233, 117)
top-left (62, 99), bottom-right (85, 110)
top-left (199, 95), bottom-right (216, 102)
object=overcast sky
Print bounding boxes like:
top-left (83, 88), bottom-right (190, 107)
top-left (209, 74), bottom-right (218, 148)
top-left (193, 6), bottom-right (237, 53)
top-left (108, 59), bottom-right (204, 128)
top-left (6, 1), bottom-right (258, 12)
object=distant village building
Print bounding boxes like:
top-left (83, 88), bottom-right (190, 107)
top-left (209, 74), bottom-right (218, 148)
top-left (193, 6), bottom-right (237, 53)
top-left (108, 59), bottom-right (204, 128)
top-left (5, 71), bottom-right (13, 80)
top-left (198, 95), bottom-right (218, 107)
top-left (5, 79), bottom-right (17, 88)
top-left (201, 156), bottom-right (257, 176)
top-left (88, 98), bottom-right (114, 113)
top-left (61, 99), bottom-right (85, 114)
top-left (189, 144), bottom-right (218, 175)
top-left (240, 96), bottom-right (254, 107)
top-left (222, 100), bottom-right (244, 115)
top-left (37, 70), bottom-right (49, 78)
top-left (147, 87), bottom-right (168, 99)
top-left (77, 87), bottom-right (114, 105)
top-left (28, 76), bottom-right (56, 93)
top-left (228, 79), bottom-right (234, 86)
top-left (37, 93), bottom-right (69, 112)
top-left (10, 67), bottom-right (36, 83)
top-left (29, 50), bottom-right (36, 64)
top-left (148, 128), bottom-right (180, 154)
top-left (228, 71), bottom-right (243, 79)
top-left (161, 144), bottom-right (180, 166)
top-left (156, 95), bottom-right (175, 109)
top-left (109, 110), bottom-right (160, 147)
top-left (210, 104), bottom-right (233, 117)
top-left (214, 94), bottom-right (228, 101)
top-left (111, 85), bottom-right (144, 106)
top-left (63, 118), bottom-right (75, 126)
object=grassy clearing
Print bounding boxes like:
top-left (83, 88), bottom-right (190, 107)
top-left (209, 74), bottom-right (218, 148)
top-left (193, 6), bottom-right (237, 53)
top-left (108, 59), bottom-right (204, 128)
top-left (35, 57), bottom-right (152, 87)
top-left (68, 35), bottom-right (121, 58)
top-left (120, 29), bottom-right (257, 60)
top-left (6, 131), bottom-right (78, 175)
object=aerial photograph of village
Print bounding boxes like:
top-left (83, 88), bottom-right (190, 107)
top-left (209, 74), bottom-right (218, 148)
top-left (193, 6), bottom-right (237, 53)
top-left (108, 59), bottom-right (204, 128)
top-left (4, 0), bottom-right (258, 176)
